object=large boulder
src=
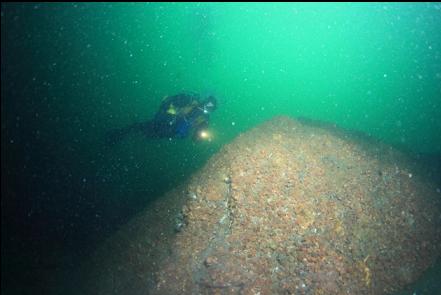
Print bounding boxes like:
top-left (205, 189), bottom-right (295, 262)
top-left (70, 116), bottom-right (440, 295)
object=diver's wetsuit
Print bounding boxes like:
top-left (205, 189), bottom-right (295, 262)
top-left (153, 93), bottom-right (211, 138)
top-left (106, 93), bottom-right (214, 145)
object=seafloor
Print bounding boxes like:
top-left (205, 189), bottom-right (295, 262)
top-left (59, 116), bottom-right (440, 295)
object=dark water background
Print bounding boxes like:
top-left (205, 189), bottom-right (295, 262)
top-left (2, 3), bottom-right (440, 294)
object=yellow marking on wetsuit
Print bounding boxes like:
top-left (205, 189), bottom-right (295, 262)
top-left (193, 116), bottom-right (207, 127)
top-left (167, 104), bottom-right (177, 115)
top-left (181, 105), bottom-right (195, 115)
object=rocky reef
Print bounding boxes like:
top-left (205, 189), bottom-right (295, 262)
top-left (66, 116), bottom-right (440, 295)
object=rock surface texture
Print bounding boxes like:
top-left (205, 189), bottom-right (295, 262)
top-left (73, 116), bottom-right (440, 295)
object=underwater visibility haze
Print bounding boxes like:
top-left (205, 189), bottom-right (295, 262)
top-left (1, 3), bottom-right (441, 294)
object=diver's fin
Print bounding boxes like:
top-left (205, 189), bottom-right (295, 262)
top-left (105, 128), bottom-right (128, 146)
top-left (105, 121), bottom-right (156, 146)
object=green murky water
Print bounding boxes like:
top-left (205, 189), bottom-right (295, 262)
top-left (2, 3), bottom-right (440, 294)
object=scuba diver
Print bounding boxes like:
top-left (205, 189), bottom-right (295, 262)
top-left (106, 93), bottom-right (217, 145)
